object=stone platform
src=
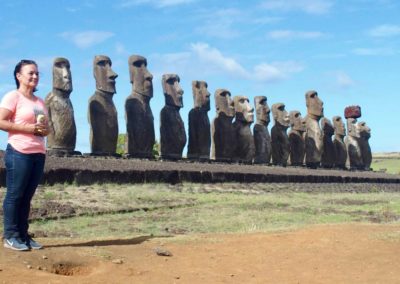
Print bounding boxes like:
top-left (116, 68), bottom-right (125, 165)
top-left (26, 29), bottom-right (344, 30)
top-left (1, 154), bottom-right (398, 186)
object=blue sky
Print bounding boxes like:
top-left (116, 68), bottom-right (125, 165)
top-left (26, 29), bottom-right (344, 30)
top-left (0, 0), bottom-right (399, 153)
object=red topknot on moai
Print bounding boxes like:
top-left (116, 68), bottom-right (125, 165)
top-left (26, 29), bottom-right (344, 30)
top-left (344, 105), bottom-right (364, 170)
top-left (344, 105), bottom-right (361, 119)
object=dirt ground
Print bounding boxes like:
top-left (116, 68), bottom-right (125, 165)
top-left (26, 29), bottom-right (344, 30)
top-left (0, 223), bottom-right (399, 284)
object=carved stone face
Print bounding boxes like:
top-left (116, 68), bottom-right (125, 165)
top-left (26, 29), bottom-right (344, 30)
top-left (347, 118), bottom-right (360, 138)
top-left (129, 55), bottom-right (153, 98)
top-left (162, 74), bottom-right (183, 108)
top-left (93, 55), bottom-right (118, 94)
top-left (234, 96), bottom-right (254, 123)
top-left (333, 116), bottom-right (346, 136)
top-left (53, 57), bottom-right (72, 94)
top-left (357, 121), bottom-right (371, 139)
top-left (192, 80), bottom-right (210, 111)
top-left (272, 103), bottom-right (290, 127)
top-left (289, 110), bottom-right (306, 132)
top-left (215, 89), bottom-right (235, 118)
top-left (305, 90), bottom-right (324, 118)
top-left (254, 96), bottom-right (270, 126)
top-left (321, 117), bottom-right (334, 136)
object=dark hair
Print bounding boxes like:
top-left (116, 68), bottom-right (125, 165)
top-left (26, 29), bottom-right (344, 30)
top-left (14, 59), bottom-right (38, 91)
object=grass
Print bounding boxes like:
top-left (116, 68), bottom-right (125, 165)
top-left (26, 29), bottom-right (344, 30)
top-left (1, 183), bottom-right (398, 240)
top-left (371, 152), bottom-right (400, 174)
top-left (371, 158), bottom-right (400, 175)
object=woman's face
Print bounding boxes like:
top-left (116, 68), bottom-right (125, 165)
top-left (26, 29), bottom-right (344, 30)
top-left (17, 64), bottom-right (39, 89)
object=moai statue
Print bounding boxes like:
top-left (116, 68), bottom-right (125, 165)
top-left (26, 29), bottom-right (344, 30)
top-left (88, 55), bottom-right (118, 156)
top-left (271, 103), bottom-right (290, 166)
top-left (304, 90), bottom-right (324, 168)
top-left (345, 105), bottom-right (363, 170)
top-left (358, 121), bottom-right (372, 170)
top-left (288, 110), bottom-right (306, 166)
top-left (253, 96), bottom-right (272, 164)
top-left (125, 55), bottom-right (155, 159)
top-left (320, 117), bottom-right (335, 168)
top-left (187, 80), bottom-right (211, 161)
top-left (45, 57), bottom-right (80, 156)
top-left (332, 116), bottom-right (347, 169)
top-left (232, 96), bottom-right (255, 163)
top-left (160, 74), bottom-right (186, 160)
top-left (211, 89), bottom-right (235, 162)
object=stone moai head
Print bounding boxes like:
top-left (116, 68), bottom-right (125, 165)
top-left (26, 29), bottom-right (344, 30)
top-left (305, 90), bottom-right (324, 118)
top-left (129, 55), bottom-right (153, 98)
top-left (215, 89), bottom-right (235, 117)
top-left (289, 110), bottom-right (306, 132)
top-left (53, 57), bottom-right (72, 95)
top-left (333, 116), bottom-right (346, 136)
top-left (272, 103), bottom-right (290, 128)
top-left (347, 118), bottom-right (360, 138)
top-left (192, 80), bottom-right (210, 111)
top-left (162, 74), bottom-right (184, 108)
top-left (233, 96), bottom-right (254, 124)
top-left (357, 121), bottom-right (371, 139)
top-left (321, 117), bottom-right (334, 136)
top-left (93, 55), bottom-right (118, 94)
top-left (254, 96), bottom-right (270, 126)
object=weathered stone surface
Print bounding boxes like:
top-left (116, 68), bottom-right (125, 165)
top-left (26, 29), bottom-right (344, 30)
top-left (253, 96), bottom-right (271, 164)
top-left (211, 89), bottom-right (235, 162)
top-left (187, 80), bottom-right (211, 160)
top-left (45, 57), bottom-right (79, 156)
top-left (125, 55), bottom-right (155, 159)
top-left (288, 110), bottom-right (306, 166)
top-left (332, 116), bottom-right (347, 169)
top-left (233, 96), bottom-right (255, 163)
top-left (344, 105), bottom-right (361, 119)
top-left (271, 103), bottom-right (290, 166)
top-left (304, 90), bottom-right (324, 168)
top-left (88, 55), bottom-right (118, 156)
top-left (321, 117), bottom-right (335, 168)
top-left (358, 121), bottom-right (372, 170)
top-left (160, 74), bottom-right (186, 160)
top-left (345, 117), bottom-right (363, 170)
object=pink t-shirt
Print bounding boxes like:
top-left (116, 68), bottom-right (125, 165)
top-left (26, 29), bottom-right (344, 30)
top-left (0, 90), bottom-right (48, 154)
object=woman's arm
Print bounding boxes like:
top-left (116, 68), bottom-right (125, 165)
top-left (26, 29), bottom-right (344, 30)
top-left (0, 107), bottom-right (46, 135)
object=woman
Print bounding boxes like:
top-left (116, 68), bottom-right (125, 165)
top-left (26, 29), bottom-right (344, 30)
top-left (0, 60), bottom-right (48, 251)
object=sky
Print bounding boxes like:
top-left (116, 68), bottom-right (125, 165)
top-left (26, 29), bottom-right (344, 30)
top-left (0, 0), bottom-right (399, 153)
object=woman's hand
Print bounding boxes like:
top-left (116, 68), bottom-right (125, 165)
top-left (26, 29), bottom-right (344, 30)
top-left (33, 122), bottom-right (49, 137)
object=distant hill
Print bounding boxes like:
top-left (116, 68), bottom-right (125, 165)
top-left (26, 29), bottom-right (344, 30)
top-left (373, 152), bottom-right (400, 159)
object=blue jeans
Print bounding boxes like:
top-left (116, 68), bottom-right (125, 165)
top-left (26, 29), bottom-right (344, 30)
top-left (3, 144), bottom-right (45, 239)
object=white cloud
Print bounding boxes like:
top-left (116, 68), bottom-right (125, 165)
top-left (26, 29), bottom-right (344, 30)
top-left (335, 72), bottom-right (355, 89)
top-left (117, 0), bottom-right (194, 8)
top-left (195, 9), bottom-right (241, 39)
top-left (251, 16), bottom-right (283, 25)
top-left (115, 42), bottom-right (128, 55)
top-left (260, 0), bottom-right (333, 14)
top-left (152, 42), bottom-right (303, 83)
top-left (267, 30), bottom-right (326, 40)
top-left (368, 24), bottom-right (400, 37)
top-left (352, 47), bottom-right (395, 56)
top-left (66, 7), bottom-right (79, 12)
top-left (35, 56), bottom-right (56, 71)
top-left (190, 43), bottom-right (249, 78)
top-left (253, 61), bottom-right (304, 82)
top-left (59, 30), bottom-right (114, 49)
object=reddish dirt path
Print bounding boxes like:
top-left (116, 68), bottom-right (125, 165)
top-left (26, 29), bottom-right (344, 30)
top-left (1, 223), bottom-right (399, 283)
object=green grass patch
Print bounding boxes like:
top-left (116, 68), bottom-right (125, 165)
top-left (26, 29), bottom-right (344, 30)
top-left (372, 158), bottom-right (400, 175)
top-left (0, 183), bottom-right (395, 240)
